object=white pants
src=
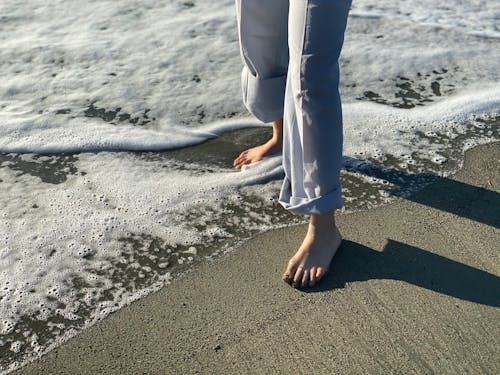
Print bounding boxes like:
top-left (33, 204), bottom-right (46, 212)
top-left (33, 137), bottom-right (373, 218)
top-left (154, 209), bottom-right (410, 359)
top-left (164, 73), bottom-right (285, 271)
top-left (235, 0), bottom-right (352, 214)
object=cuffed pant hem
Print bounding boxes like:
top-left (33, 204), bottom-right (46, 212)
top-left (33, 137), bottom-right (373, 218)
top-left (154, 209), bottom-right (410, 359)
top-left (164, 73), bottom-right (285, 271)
top-left (278, 179), bottom-right (343, 215)
top-left (241, 66), bottom-right (286, 123)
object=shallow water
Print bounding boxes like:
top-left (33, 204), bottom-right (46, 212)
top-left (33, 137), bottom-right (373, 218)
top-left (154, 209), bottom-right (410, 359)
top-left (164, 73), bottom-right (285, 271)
top-left (1, 0), bottom-right (499, 372)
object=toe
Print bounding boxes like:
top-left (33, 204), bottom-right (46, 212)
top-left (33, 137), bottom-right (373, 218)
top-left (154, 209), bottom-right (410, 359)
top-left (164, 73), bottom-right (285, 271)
top-left (316, 267), bottom-right (326, 281)
top-left (234, 150), bottom-right (248, 162)
top-left (282, 270), bottom-right (292, 284)
top-left (301, 269), bottom-right (310, 288)
top-left (236, 154), bottom-right (254, 168)
top-left (309, 267), bottom-right (317, 287)
top-left (283, 259), bottom-right (298, 285)
top-left (292, 266), bottom-right (304, 288)
top-left (234, 156), bottom-right (247, 169)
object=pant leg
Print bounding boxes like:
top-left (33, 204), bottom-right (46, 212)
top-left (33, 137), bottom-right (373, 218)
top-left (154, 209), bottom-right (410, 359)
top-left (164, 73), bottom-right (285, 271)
top-left (235, 0), bottom-right (289, 123)
top-left (279, 0), bottom-right (352, 215)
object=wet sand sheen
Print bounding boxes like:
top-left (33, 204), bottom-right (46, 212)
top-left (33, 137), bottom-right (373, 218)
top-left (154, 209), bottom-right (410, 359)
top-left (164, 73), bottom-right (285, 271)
top-left (15, 142), bottom-right (500, 374)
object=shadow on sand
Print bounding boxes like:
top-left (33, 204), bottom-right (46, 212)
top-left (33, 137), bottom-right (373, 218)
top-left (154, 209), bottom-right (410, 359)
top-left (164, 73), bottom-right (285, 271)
top-left (305, 156), bottom-right (500, 306)
top-left (343, 156), bottom-right (499, 229)
top-left (308, 240), bottom-right (500, 308)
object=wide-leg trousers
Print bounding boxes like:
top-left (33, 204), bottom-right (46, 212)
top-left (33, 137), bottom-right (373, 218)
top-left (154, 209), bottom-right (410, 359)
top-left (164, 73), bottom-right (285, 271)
top-left (235, 0), bottom-right (352, 215)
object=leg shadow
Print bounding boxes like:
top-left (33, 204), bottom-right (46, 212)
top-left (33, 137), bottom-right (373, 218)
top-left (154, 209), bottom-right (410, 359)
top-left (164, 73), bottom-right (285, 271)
top-left (308, 240), bottom-right (500, 307)
top-left (343, 157), bottom-right (500, 228)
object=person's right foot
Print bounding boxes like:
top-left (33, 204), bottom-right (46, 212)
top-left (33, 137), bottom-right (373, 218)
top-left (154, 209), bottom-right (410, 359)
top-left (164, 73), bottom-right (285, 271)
top-left (233, 137), bottom-right (282, 169)
top-left (283, 214), bottom-right (342, 288)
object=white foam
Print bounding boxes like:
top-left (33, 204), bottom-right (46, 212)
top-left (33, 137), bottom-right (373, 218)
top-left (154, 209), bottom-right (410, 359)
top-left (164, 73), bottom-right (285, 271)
top-left (343, 86), bottom-right (500, 159)
top-left (350, 0), bottom-right (500, 39)
top-left (0, 116), bottom-right (261, 153)
top-left (0, 87), bottom-right (498, 155)
top-left (1, 0), bottom-right (499, 156)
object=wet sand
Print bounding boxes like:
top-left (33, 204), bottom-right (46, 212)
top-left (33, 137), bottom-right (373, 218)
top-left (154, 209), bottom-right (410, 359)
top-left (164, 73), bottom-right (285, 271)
top-left (16, 142), bottom-right (500, 374)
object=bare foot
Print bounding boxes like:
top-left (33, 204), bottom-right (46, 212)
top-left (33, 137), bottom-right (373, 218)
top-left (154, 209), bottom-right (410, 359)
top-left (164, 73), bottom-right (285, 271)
top-left (233, 118), bottom-right (283, 169)
top-left (282, 212), bottom-right (342, 288)
top-left (233, 138), bottom-right (282, 169)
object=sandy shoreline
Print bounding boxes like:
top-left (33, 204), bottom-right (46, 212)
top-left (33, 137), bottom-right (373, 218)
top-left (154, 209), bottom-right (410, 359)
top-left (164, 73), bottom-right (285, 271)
top-left (15, 142), bottom-right (500, 374)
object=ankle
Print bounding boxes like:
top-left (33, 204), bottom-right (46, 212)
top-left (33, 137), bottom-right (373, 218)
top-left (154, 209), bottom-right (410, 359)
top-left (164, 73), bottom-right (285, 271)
top-left (271, 118), bottom-right (284, 144)
top-left (269, 135), bottom-right (282, 146)
top-left (310, 211), bottom-right (335, 227)
top-left (308, 212), bottom-right (338, 233)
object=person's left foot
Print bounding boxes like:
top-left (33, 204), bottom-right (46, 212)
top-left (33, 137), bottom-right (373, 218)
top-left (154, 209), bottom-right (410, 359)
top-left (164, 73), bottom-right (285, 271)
top-left (233, 137), bottom-right (282, 169)
top-left (282, 223), bottom-right (342, 288)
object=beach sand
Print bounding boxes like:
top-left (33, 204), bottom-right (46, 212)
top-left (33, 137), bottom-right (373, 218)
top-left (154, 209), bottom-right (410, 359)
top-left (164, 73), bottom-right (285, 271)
top-left (16, 142), bottom-right (499, 374)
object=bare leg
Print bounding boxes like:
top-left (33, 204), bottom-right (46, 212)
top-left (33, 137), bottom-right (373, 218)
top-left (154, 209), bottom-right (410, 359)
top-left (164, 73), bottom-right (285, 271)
top-left (282, 210), bottom-right (342, 288)
top-left (233, 118), bottom-right (283, 169)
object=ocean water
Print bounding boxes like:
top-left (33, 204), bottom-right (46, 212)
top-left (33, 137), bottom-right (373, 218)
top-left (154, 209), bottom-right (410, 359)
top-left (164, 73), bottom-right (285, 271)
top-left (0, 0), bottom-right (499, 372)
